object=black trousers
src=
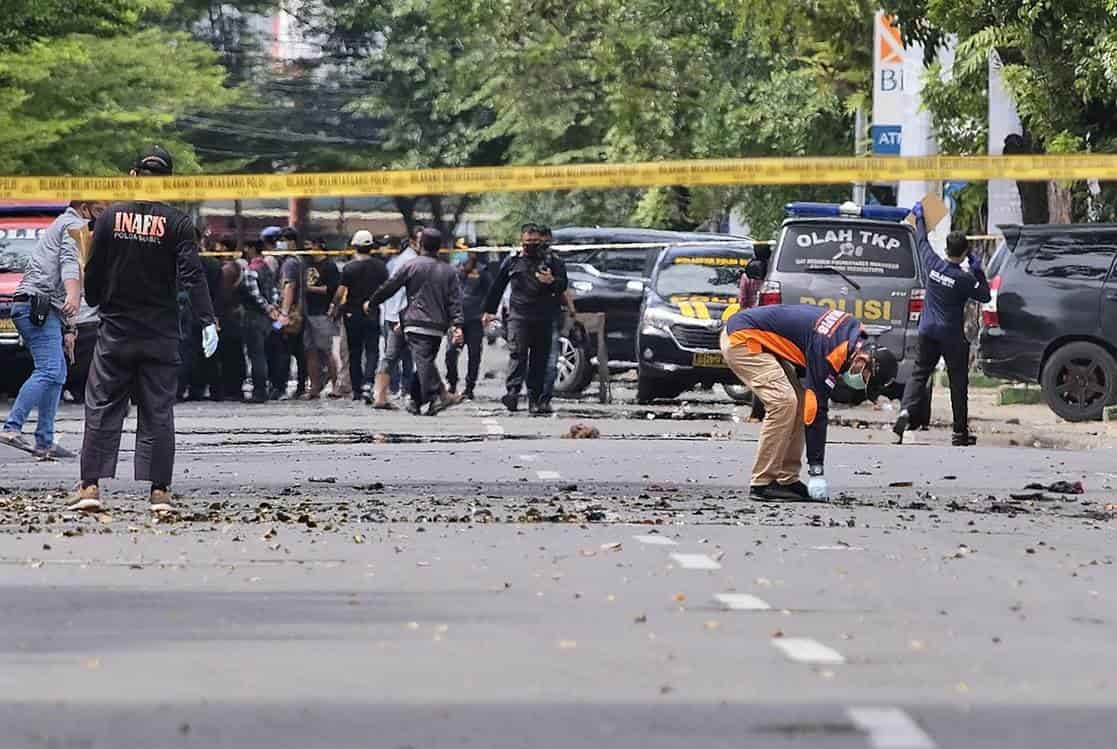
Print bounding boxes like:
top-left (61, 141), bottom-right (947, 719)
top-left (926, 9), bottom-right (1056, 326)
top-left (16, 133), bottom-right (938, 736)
top-left (244, 314), bottom-right (270, 399)
top-left (406, 332), bottom-right (443, 407)
top-left (65, 323), bottom-right (100, 403)
top-left (506, 317), bottom-right (553, 402)
top-left (901, 333), bottom-right (970, 434)
top-left (217, 309), bottom-right (246, 401)
top-left (267, 327), bottom-right (307, 395)
top-left (81, 327), bottom-right (178, 487)
top-left (445, 319), bottom-right (483, 392)
top-left (345, 313), bottom-right (380, 393)
top-left (179, 321), bottom-right (220, 400)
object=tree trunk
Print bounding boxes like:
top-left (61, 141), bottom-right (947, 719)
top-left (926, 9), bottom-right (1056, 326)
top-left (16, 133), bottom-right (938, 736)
top-left (394, 197), bottom-right (417, 237)
top-left (234, 199), bottom-right (244, 250)
top-left (1047, 181), bottom-right (1073, 224)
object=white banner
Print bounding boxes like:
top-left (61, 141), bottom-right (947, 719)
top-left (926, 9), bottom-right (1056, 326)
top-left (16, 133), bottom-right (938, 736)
top-left (872, 11), bottom-right (905, 155)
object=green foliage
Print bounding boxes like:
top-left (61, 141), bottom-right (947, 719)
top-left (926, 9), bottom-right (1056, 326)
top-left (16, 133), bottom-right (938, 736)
top-left (0, 0), bottom-right (164, 51)
top-left (0, 30), bottom-right (233, 174)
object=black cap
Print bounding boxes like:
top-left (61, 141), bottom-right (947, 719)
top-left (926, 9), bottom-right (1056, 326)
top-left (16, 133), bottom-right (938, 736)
top-left (133, 145), bottom-right (174, 176)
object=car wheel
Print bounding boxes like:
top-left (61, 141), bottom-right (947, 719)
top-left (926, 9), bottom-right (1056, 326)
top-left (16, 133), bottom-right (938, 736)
top-left (553, 331), bottom-right (594, 395)
top-left (1041, 341), bottom-right (1117, 422)
top-left (722, 382), bottom-right (753, 404)
top-left (636, 371), bottom-right (685, 404)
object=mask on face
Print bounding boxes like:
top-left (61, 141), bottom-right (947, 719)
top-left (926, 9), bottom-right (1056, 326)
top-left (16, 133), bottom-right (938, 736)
top-left (276, 240), bottom-right (291, 250)
top-left (841, 370), bottom-right (868, 390)
top-left (522, 242), bottom-right (543, 256)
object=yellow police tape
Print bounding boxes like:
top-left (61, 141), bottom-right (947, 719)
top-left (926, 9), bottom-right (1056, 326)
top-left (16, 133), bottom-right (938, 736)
top-left (2, 154), bottom-right (1113, 201)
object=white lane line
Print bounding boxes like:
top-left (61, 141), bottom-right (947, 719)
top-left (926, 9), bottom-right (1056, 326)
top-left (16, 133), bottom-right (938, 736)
top-left (633, 535), bottom-right (677, 546)
top-left (771, 637), bottom-right (846, 665)
top-left (536, 470), bottom-right (561, 480)
top-left (847, 707), bottom-right (936, 749)
top-left (669, 553), bottom-right (722, 571)
top-left (518, 454), bottom-right (539, 463)
top-left (714, 593), bottom-right (771, 611)
top-left (481, 419), bottom-right (505, 436)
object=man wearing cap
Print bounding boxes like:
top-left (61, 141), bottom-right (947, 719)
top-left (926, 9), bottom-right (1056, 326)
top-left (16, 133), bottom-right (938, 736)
top-left (71, 146), bottom-right (218, 514)
top-left (337, 230), bottom-right (389, 400)
top-left (720, 303), bottom-right (896, 502)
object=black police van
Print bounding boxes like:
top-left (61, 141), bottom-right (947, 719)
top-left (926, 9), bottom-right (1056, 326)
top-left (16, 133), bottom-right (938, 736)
top-left (635, 241), bottom-right (754, 403)
top-left (979, 223), bottom-right (1117, 421)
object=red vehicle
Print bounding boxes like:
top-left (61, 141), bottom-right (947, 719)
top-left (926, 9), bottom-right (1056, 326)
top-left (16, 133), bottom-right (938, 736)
top-left (0, 201), bottom-right (67, 395)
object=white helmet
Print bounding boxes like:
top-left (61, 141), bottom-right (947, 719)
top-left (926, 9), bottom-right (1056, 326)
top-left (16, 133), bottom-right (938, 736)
top-left (351, 229), bottom-right (375, 248)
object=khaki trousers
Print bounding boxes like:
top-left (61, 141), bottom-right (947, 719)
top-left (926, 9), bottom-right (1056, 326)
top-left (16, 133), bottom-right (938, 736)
top-left (720, 330), bottom-right (805, 486)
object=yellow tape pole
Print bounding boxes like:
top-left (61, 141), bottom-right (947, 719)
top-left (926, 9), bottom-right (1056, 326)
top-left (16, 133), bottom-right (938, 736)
top-left (4, 155), bottom-right (1117, 201)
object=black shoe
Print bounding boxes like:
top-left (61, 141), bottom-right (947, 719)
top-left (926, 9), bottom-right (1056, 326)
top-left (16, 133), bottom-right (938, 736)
top-left (447, 383), bottom-right (458, 395)
top-left (352, 394), bottom-right (364, 402)
top-left (462, 389), bottom-right (475, 401)
top-left (535, 399), bottom-right (553, 415)
top-left (749, 484), bottom-right (771, 500)
top-left (406, 399), bottom-right (421, 416)
top-left (249, 393), bottom-right (269, 404)
top-left (952, 432), bottom-right (977, 446)
top-left (427, 392), bottom-right (464, 416)
top-left (501, 393), bottom-right (519, 412)
top-left (528, 400), bottom-right (539, 415)
top-left (892, 411), bottom-right (909, 445)
top-left (779, 480), bottom-right (811, 500)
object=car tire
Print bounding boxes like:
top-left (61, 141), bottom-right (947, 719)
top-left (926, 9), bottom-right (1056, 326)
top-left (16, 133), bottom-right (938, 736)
top-left (722, 382), bottom-right (753, 404)
top-left (636, 371), bottom-right (685, 404)
top-left (1040, 341), bottom-right (1117, 422)
top-left (553, 330), bottom-right (594, 395)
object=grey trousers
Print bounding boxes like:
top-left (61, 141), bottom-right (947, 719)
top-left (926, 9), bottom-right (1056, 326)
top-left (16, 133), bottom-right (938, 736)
top-left (81, 327), bottom-right (179, 487)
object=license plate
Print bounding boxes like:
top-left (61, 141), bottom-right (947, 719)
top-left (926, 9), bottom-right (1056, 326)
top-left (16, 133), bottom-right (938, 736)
top-left (0, 318), bottom-right (15, 335)
top-left (692, 352), bottom-right (727, 368)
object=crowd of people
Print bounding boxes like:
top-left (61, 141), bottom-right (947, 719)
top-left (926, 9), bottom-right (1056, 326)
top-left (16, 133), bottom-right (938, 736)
top-left (68, 219), bottom-right (575, 418)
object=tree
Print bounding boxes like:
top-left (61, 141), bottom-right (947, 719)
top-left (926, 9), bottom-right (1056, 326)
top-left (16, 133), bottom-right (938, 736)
top-left (1, 0), bottom-right (159, 51)
top-left (0, 29), bottom-right (234, 174)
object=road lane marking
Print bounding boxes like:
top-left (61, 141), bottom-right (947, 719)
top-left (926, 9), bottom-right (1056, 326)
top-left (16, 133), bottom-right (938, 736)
top-left (536, 470), bottom-right (561, 480)
top-left (518, 454), bottom-right (539, 462)
top-left (715, 593), bottom-right (771, 610)
top-left (846, 708), bottom-right (936, 748)
top-left (481, 418), bottom-right (505, 436)
top-left (771, 637), bottom-right (845, 665)
top-left (669, 553), bottom-right (722, 570)
top-left (633, 535), bottom-right (677, 546)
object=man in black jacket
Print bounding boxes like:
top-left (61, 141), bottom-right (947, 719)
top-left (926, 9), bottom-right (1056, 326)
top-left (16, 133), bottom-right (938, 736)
top-left (71, 146), bottom-right (218, 514)
top-left (368, 228), bottom-right (465, 416)
top-left (483, 223), bottom-right (568, 414)
top-left (445, 251), bottom-right (490, 399)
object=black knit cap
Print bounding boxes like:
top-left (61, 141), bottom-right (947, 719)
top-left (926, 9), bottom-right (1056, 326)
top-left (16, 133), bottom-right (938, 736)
top-left (133, 145), bottom-right (174, 176)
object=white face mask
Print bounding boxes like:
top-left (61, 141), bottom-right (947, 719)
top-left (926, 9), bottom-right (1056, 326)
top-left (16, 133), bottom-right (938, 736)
top-left (276, 240), bottom-right (291, 250)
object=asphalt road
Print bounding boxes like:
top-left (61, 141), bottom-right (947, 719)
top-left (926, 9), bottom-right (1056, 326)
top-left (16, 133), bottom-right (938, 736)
top-left (2, 359), bottom-right (1116, 748)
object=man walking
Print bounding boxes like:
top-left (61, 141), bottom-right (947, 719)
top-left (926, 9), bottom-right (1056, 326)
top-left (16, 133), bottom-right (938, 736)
top-left (445, 252), bottom-right (490, 400)
top-left (893, 201), bottom-right (991, 446)
top-left (302, 238), bottom-right (341, 399)
top-left (1, 199), bottom-right (105, 459)
top-left (338, 230), bottom-right (389, 401)
top-left (368, 228), bottom-right (464, 416)
top-left (239, 240), bottom-right (279, 403)
top-left (371, 233), bottom-right (417, 409)
top-left (71, 146), bottom-right (218, 513)
top-left (483, 223), bottom-right (568, 414)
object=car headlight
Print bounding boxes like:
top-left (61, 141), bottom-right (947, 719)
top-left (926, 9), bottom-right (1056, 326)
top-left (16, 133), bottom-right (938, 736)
top-left (642, 306), bottom-right (681, 334)
top-left (571, 280), bottom-right (593, 293)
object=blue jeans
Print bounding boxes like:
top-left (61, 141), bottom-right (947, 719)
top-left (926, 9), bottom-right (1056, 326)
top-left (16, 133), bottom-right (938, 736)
top-left (542, 316), bottom-right (562, 401)
top-left (3, 303), bottom-right (67, 449)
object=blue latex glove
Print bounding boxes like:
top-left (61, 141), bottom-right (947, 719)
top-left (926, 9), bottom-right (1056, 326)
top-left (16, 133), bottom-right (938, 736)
top-left (968, 253), bottom-right (983, 275)
top-left (808, 475), bottom-right (829, 501)
top-left (202, 323), bottom-right (219, 358)
top-left (912, 202), bottom-right (924, 220)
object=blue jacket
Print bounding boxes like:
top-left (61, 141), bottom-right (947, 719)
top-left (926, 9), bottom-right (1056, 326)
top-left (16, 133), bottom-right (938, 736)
top-left (914, 214), bottom-right (990, 340)
top-left (725, 304), bottom-right (864, 466)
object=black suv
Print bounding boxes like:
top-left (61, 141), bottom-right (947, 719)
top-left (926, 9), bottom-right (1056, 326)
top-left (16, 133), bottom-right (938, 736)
top-left (551, 227), bottom-right (748, 394)
top-left (979, 223), bottom-right (1117, 421)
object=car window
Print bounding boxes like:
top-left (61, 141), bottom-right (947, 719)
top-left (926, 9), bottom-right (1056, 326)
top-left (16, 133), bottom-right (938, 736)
top-left (655, 255), bottom-right (748, 301)
top-left (0, 229), bottom-right (44, 273)
top-left (1025, 239), bottom-right (1117, 282)
top-left (776, 223), bottom-right (916, 279)
top-left (986, 239), bottom-right (1010, 278)
top-left (603, 248), bottom-right (657, 277)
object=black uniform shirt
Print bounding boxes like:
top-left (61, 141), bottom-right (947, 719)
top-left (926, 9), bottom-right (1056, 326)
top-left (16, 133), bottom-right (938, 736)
top-left (86, 201), bottom-right (215, 340)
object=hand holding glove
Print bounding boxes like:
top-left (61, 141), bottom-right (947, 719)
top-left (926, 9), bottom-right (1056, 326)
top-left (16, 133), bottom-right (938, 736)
top-left (807, 465), bottom-right (828, 500)
top-left (202, 323), bottom-right (219, 358)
